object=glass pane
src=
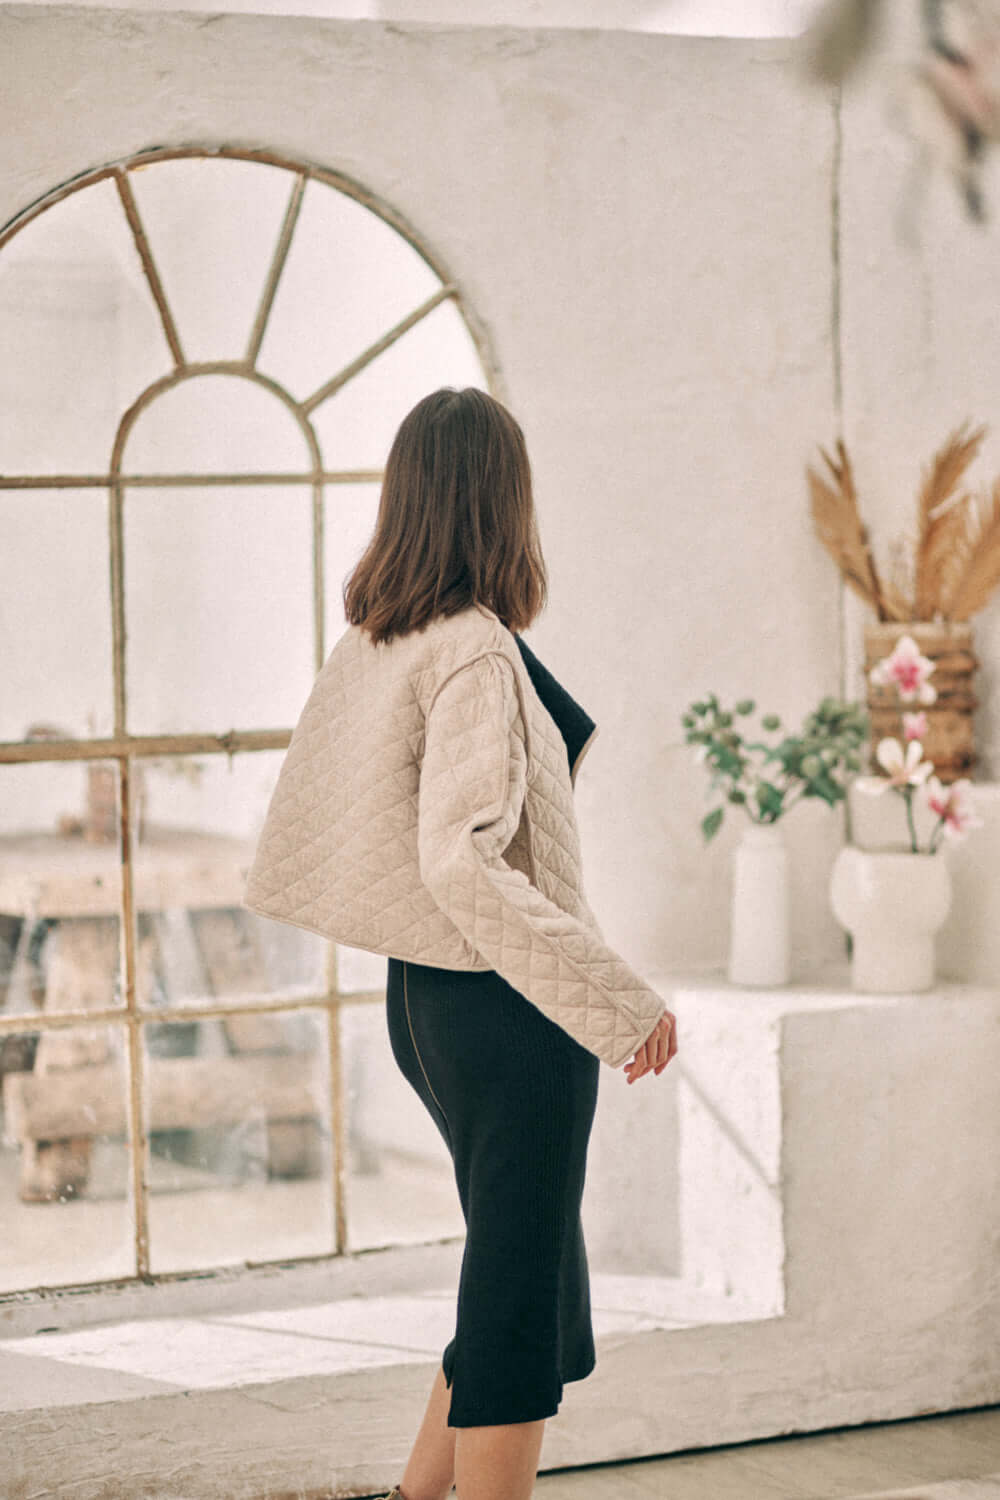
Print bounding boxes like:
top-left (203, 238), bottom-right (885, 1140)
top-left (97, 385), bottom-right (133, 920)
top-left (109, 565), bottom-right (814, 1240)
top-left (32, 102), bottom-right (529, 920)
top-left (124, 485), bottom-right (315, 734)
top-left (127, 158), bottom-right (294, 364)
top-left (123, 373), bottom-right (313, 475)
top-left (0, 761), bottom-right (124, 1013)
top-left (0, 489), bottom-right (114, 741)
top-left (259, 177), bottom-right (441, 400)
top-left (144, 1008), bottom-right (333, 1273)
top-left (342, 1000), bottom-right (464, 1252)
top-left (336, 945), bottom-right (387, 996)
top-left (0, 1021), bottom-right (133, 1291)
top-left (311, 300), bottom-right (487, 469)
top-left (0, 176), bottom-right (172, 473)
top-left (323, 481), bottom-right (380, 643)
top-left (132, 752), bottom-right (328, 1009)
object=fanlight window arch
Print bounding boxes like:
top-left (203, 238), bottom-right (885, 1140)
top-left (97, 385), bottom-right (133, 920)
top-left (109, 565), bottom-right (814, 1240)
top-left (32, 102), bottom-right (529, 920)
top-left (0, 148), bottom-right (494, 1293)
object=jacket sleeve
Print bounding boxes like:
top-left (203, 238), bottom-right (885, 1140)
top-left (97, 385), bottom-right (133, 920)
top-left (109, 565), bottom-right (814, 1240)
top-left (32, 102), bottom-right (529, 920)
top-left (417, 651), bottom-right (667, 1068)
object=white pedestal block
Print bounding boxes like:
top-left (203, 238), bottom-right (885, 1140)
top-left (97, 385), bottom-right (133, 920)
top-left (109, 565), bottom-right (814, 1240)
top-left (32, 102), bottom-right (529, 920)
top-left (674, 978), bottom-right (785, 1318)
top-left (545, 965), bottom-right (1000, 1466)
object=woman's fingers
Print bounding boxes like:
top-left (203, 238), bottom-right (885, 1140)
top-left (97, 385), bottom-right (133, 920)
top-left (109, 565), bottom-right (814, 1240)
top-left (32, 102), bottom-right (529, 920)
top-left (626, 1010), bottom-right (677, 1082)
top-left (626, 1036), bottom-right (653, 1083)
top-left (625, 1041), bottom-right (648, 1083)
top-left (653, 1012), bottom-right (676, 1076)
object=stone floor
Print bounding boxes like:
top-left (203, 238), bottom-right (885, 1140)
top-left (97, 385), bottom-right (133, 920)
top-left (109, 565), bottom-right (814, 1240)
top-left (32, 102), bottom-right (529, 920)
top-left (536, 1408), bottom-right (1000, 1499)
top-left (5, 1282), bottom-right (998, 1498)
top-left (3, 1266), bottom-right (997, 1497)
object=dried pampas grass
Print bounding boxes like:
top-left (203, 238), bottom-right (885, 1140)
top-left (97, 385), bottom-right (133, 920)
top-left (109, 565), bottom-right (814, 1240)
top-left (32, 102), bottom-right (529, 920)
top-left (942, 474), bottom-right (1000, 618)
top-left (913, 421), bottom-right (987, 618)
top-left (807, 421), bottom-right (1000, 622)
top-left (807, 439), bottom-right (894, 618)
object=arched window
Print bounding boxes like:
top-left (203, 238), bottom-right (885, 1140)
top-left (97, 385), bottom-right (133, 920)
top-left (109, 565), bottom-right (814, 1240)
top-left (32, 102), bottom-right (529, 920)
top-left (0, 148), bottom-right (495, 1290)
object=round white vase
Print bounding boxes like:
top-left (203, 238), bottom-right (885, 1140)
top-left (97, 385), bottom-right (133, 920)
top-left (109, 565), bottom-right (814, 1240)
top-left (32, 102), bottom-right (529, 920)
top-left (727, 822), bottom-right (790, 987)
top-left (829, 846), bottom-right (952, 994)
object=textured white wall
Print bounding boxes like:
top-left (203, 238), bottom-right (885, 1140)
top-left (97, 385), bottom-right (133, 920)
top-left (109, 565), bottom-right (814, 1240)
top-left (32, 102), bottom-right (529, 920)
top-left (4, 12), bottom-right (1000, 1471)
top-left (0, 0), bottom-right (818, 30)
top-left (4, 6), bottom-right (998, 981)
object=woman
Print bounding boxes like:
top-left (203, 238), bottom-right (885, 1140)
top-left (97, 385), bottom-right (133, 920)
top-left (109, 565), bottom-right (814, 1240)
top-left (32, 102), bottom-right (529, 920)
top-left (244, 387), bottom-right (677, 1500)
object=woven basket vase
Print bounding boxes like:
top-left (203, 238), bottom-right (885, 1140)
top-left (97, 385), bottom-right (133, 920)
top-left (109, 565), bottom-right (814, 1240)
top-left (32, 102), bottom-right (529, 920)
top-left (864, 621), bottom-right (978, 785)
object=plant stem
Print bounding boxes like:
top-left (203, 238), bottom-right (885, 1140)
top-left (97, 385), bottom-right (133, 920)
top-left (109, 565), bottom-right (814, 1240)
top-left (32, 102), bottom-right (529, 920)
top-left (903, 787), bottom-right (919, 853)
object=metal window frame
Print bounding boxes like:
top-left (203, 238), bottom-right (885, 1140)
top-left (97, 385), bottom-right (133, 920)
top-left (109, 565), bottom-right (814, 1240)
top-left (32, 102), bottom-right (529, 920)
top-left (0, 146), bottom-right (499, 1293)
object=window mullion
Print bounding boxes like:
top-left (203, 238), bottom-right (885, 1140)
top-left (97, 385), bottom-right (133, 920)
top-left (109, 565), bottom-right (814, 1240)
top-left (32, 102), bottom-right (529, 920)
top-left (301, 284), bottom-right (458, 414)
top-left (114, 169), bottom-right (185, 369)
top-left (246, 171), bottom-right (306, 368)
top-left (328, 945), bottom-right (348, 1256)
top-left (119, 757), bottom-right (151, 1278)
top-left (313, 478), bottom-right (326, 676)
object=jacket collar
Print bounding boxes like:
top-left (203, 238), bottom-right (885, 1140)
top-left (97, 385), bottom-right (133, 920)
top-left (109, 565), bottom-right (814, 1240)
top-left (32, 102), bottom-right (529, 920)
top-left (512, 633), bottom-right (597, 782)
top-left (465, 603), bottom-right (598, 782)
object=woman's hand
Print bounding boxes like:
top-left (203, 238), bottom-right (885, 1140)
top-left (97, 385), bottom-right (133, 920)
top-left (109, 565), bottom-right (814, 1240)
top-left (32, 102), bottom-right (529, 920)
top-left (624, 1010), bottom-right (677, 1084)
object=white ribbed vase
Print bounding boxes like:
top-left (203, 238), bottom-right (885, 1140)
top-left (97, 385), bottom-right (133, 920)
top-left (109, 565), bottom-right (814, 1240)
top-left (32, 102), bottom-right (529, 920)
top-left (727, 822), bottom-right (790, 987)
top-left (830, 846), bottom-right (952, 993)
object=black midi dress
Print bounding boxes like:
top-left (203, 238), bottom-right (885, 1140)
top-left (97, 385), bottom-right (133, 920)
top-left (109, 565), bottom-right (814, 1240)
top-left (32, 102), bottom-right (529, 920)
top-left (384, 635), bottom-right (602, 1428)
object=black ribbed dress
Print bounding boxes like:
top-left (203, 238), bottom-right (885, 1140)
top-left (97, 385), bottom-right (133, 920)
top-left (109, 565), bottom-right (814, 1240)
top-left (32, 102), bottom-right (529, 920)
top-left (384, 635), bottom-right (601, 1428)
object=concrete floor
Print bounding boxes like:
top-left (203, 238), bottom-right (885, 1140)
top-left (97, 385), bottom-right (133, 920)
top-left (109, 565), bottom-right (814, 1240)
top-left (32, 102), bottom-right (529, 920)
top-left (4, 1264), bottom-right (998, 1497)
top-left (345, 1407), bottom-right (1000, 1497)
top-left (531, 1407), bottom-right (1000, 1499)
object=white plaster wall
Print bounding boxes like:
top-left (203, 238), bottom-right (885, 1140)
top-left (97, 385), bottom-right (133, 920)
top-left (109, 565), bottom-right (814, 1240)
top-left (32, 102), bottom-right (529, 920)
top-left (5, 8), bottom-right (998, 978)
top-left (366, 0), bottom-right (815, 31)
top-left (0, 13), bottom-right (847, 1292)
top-left (3, 0), bottom-right (1000, 1311)
top-left (837, 41), bottom-right (1000, 781)
top-left (0, 14), bottom-right (849, 972)
top-left (3, 17), bottom-right (1000, 1470)
top-left (1, 0), bottom-right (818, 31)
top-left (8, 4), bottom-right (995, 997)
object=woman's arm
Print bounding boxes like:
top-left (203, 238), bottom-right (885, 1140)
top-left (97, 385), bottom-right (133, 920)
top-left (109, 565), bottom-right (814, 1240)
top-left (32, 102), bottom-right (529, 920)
top-left (417, 652), bottom-right (668, 1068)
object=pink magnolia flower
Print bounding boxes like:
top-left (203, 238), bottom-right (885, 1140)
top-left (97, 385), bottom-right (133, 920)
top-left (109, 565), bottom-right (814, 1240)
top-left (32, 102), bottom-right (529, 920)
top-left (924, 776), bottom-right (984, 840)
top-left (869, 635), bottom-right (938, 705)
top-left (903, 710), bottom-right (929, 743)
top-left (855, 737), bottom-right (936, 795)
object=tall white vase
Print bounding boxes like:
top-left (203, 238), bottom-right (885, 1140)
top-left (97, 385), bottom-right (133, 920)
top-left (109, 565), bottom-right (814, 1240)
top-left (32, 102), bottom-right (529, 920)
top-left (830, 846), bottom-right (952, 993)
top-left (728, 822), bottom-right (790, 987)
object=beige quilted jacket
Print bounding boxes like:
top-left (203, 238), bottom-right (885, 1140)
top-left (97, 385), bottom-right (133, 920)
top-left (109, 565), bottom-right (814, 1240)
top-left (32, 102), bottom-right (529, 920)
top-left (243, 602), bottom-right (666, 1067)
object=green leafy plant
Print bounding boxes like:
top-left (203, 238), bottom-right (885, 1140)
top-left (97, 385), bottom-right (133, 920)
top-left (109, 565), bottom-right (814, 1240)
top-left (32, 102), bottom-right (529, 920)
top-left (682, 694), bottom-right (870, 842)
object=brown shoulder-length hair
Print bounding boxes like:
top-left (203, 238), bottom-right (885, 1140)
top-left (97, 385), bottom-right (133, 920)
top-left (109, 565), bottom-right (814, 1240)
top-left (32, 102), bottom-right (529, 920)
top-left (343, 387), bottom-right (547, 644)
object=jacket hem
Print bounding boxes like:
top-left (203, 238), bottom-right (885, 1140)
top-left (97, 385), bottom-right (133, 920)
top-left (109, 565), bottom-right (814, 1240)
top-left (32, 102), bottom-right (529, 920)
top-left (240, 899), bottom-right (492, 972)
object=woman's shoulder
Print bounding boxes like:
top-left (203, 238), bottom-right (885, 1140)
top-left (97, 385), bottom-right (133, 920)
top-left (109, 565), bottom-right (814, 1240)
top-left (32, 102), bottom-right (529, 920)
top-left (427, 602), bottom-right (509, 649)
top-left (332, 603), bottom-right (515, 702)
top-left (336, 602), bottom-right (503, 654)
top-left (407, 605), bottom-right (515, 701)
top-left (386, 602), bottom-right (508, 664)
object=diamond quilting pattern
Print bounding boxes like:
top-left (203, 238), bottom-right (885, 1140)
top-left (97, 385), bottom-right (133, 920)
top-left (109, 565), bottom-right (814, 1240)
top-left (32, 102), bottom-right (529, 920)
top-left (244, 605), bottom-right (665, 1067)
